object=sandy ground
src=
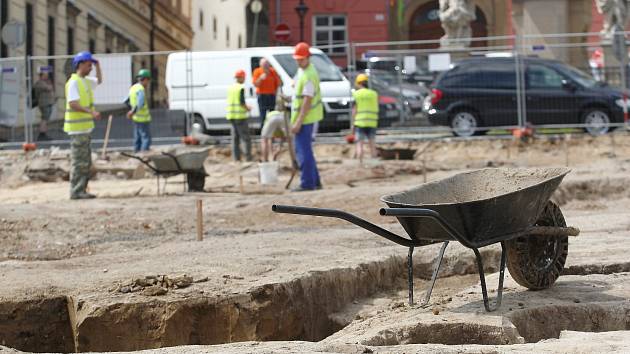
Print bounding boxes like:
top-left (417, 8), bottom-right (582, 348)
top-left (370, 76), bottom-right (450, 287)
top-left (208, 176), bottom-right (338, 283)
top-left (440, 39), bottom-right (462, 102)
top-left (1, 134), bottom-right (630, 353)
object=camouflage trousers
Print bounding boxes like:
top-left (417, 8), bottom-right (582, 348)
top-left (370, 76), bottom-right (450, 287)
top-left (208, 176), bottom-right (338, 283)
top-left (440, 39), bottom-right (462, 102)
top-left (69, 134), bottom-right (92, 198)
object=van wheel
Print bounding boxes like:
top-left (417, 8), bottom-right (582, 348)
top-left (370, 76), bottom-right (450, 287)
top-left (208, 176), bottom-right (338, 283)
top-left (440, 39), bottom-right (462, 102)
top-left (192, 114), bottom-right (208, 134)
top-left (582, 108), bottom-right (610, 136)
top-left (450, 110), bottom-right (481, 137)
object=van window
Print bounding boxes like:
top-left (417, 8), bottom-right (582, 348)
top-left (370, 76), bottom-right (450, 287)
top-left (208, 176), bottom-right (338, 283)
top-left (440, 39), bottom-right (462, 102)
top-left (251, 57), bottom-right (262, 73)
top-left (273, 53), bottom-right (344, 82)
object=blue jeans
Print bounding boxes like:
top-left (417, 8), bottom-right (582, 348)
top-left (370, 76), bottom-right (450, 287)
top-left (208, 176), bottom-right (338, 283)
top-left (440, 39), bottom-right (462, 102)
top-left (133, 122), bottom-right (151, 152)
top-left (257, 94), bottom-right (276, 126)
top-left (294, 123), bottom-right (321, 190)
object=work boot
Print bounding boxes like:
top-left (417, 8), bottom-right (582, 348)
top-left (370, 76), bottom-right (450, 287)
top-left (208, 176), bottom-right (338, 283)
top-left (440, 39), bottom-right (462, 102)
top-left (71, 192), bottom-right (96, 200)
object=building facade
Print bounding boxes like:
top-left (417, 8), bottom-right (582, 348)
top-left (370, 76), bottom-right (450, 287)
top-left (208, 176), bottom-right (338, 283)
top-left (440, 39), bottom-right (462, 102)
top-left (267, 0), bottom-right (390, 68)
top-left (264, 0), bottom-right (621, 67)
top-left (0, 0), bottom-right (193, 122)
top-left (191, 0), bottom-right (248, 51)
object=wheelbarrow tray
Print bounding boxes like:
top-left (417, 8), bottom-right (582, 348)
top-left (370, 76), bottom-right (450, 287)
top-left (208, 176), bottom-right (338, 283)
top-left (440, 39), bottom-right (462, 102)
top-left (381, 167), bottom-right (570, 248)
top-left (146, 148), bottom-right (209, 173)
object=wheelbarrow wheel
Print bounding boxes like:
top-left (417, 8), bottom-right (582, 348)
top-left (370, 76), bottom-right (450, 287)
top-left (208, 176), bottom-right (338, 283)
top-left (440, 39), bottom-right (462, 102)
top-left (187, 172), bottom-right (206, 192)
top-left (506, 201), bottom-right (568, 290)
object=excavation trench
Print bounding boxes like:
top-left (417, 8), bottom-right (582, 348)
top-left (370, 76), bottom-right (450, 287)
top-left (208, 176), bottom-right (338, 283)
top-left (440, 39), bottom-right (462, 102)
top-left (1, 177), bottom-right (628, 352)
top-left (0, 246), bottom-right (499, 353)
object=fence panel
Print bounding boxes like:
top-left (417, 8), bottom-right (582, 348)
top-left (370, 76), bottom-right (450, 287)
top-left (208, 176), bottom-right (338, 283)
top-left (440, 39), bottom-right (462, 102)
top-left (514, 32), bottom-right (628, 134)
top-left (350, 36), bottom-right (523, 136)
top-left (20, 51), bottom-right (191, 149)
top-left (0, 57), bottom-right (27, 144)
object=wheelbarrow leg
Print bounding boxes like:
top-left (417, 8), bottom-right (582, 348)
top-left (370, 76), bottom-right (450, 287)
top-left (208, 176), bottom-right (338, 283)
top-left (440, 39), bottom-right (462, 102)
top-left (419, 241), bottom-right (449, 307)
top-left (407, 247), bottom-right (414, 305)
top-left (473, 241), bottom-right (507, 312)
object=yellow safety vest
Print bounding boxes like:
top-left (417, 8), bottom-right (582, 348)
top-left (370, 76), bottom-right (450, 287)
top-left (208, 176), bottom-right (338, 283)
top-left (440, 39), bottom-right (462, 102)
top-left (291, 63), bottom-right (323, 125)
top-left (226, 83), bottom-right (247, 120)
top-left (129, 83), bottom-right (151, 123)
top-left (64, 73), bottom-right (95, 133)
top-left (352, 88), bottom-right (379, 128)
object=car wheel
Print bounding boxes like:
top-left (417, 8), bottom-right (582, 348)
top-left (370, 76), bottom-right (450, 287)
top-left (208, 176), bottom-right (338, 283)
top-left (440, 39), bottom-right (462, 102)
top-left (450, 110), bottom-right (479, 137)
top-left (582, 108), bottom-right (610, 136)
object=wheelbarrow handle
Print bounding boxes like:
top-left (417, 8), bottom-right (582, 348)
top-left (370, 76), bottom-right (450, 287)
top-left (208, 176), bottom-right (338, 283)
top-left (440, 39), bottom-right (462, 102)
top-left (379, 207), bottom-right (473, 249)
top-left (120, 152), bottom-right (160, 173)
top-left (271, 205), bottom-right (417, 247)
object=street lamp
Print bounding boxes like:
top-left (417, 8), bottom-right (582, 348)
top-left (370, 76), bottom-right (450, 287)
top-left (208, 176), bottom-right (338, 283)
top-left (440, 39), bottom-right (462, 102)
top-left (294, 0), bottom-right (309, 42)
top-left (250, 0), bottom-right (263, 46)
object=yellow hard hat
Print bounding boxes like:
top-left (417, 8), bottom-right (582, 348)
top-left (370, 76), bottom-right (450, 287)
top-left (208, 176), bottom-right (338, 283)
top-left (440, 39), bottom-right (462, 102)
top-left (355, 73), bottom-right (369, 85)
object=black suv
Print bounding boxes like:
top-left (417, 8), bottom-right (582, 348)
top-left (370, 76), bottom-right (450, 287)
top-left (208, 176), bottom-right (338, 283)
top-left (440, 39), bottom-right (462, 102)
top-left (424, 57), bottom-right (627, 136)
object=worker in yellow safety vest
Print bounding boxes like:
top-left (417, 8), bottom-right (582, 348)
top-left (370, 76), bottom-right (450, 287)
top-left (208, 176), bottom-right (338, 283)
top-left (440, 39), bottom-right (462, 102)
top-left (127, 69), bottom-right (152, 152)
top-left (226, 69), bottom-right (252, 161)
top-left (352, 74), bottom-right (379, 163)
top-left (64, 51), bottom-right (102, 200)
top-left (289, 42), bottom-right (323, 191)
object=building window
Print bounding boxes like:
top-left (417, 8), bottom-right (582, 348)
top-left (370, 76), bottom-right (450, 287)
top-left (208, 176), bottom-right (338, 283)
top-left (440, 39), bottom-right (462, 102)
top-left (25, 3), bottom-right (33, 56)
top-left (47, 16), bottom-right (55, 81)
top-left (1, 0), bottom-right (8, 57)
top-left (199, 10), bottom-right (203, 29)
top-left (213, 16), bottom-right (217, 39)
top-left (226, 26), bottom-right (230, 47)
top-left (89, 39), bottom-right (96, 53)
top-left (238, 34), bottom-right (242, 49)
top-left (313, 15), bottom-right (347, 55)
top-left (67, 13), bottom-right (76, 55)
top-left (67, 27), bottom-right (74, 55)
top-left (47, 16), bottom-right (55, 56)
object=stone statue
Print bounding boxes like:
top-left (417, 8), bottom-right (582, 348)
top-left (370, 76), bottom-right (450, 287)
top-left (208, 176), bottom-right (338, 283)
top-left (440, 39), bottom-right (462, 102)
top-left (596, 0), bottom-right (629, 40)
top-left (439, 0), bottom-right (477, 48)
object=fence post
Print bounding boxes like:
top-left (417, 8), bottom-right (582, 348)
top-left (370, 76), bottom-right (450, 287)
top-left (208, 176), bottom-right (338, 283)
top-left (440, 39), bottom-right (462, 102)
top-left (397, 54), bottom-right (405, 124)
top-left (185, 49), bottom-right (193, 136)
top-left (24, 55), bottom-right (34, 145)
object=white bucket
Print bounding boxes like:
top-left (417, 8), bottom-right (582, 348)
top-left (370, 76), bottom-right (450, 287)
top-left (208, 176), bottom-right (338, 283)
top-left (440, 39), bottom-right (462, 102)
top-left (259, 161), bottom-right (279, 185)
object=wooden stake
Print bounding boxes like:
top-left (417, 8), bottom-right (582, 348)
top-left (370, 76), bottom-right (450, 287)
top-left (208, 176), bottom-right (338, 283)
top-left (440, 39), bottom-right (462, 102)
top-left (610, 133), bottom-right (617, 158)
top-left (196, 199), bottom-right (203, 241)
top-left (101, 115), bottom-right (113, 160)
top-left (422, 155), bottom-right (427, 183)
top-left (564, 134), bottom-right (570, 167)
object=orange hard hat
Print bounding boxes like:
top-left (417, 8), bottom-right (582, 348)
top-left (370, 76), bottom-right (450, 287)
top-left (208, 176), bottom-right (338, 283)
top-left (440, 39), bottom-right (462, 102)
top-left (234, 69), bottom-right (246, 78)
top-left (293, 42), bottom-right (311, 59)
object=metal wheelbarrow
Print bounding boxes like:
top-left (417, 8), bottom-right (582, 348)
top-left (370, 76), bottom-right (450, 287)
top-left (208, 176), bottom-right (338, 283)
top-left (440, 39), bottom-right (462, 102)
top-left (122, 148), bottom-right (209, 195)
top-left (272, 167), bottom-right (579, 311)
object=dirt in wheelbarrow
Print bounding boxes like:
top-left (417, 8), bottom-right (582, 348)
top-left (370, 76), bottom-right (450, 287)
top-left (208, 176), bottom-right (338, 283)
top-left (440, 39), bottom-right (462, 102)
top-left (2, 135), bottom-right (630, 353)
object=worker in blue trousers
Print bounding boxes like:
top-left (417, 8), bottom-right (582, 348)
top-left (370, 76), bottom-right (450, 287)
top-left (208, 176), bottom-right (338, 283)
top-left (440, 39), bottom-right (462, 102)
top-left (290, 42), bottom-right (322, 191)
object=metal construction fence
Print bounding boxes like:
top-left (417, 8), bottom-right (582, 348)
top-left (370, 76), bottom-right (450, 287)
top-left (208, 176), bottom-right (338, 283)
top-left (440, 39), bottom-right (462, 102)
top-left (1, 31), bottom-right (630, 149)
top-left (348, 32), bottom-right (630, 137)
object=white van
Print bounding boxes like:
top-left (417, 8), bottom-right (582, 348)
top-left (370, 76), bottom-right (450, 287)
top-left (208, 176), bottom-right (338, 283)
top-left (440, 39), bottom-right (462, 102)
top-left (165, 47), bottom-right (352, 132)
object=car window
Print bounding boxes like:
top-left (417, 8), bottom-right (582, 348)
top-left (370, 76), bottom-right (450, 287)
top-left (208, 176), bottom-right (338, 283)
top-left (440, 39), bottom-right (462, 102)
top-left (273, 53), bottom-right (344, 82)
top-left (441, 66), bottom-right (515, 90)
top-left (485, 71), bottom-right (516, 89)
top-left (562, 65), bottom-right (597, 88)
top-left (527, 64), bottom-right (564, 89)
